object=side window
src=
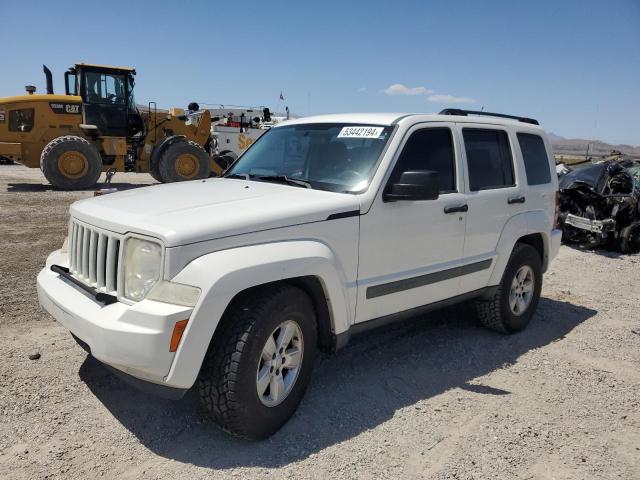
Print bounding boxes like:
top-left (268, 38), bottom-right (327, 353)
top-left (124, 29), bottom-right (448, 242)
top-left (517, 133), bottom-right (551, 185)
top-left (389, 128), bottom-right (456, 193)
top-left (8, 109), bottom-right (34, 132)
top-left (463, 128), bottom-right (514, 191)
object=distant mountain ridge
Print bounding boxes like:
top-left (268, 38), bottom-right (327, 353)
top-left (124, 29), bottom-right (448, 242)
top-left (549, 133), bottom-right (640, 158)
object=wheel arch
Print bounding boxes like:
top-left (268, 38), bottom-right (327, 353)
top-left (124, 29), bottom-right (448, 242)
top-left (286, 276), bottom-right (335, 353)
top-left (164, 241), bottom-right (353, 388)
top-left (516, 233), bottom-right (545, 264)
top-left (489, 212), bottom-right (552, 285)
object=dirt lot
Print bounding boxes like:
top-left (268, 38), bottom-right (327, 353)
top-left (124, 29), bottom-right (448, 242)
top-left (0, 164), bottom-right (639, 479)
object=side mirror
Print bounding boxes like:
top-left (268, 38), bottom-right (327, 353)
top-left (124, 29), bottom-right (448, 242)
top-left (383, 170), bottom-right (440, 202)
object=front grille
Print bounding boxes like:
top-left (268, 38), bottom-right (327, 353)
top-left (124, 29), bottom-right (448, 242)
top-left (68, 220), bottom-right (121, 294)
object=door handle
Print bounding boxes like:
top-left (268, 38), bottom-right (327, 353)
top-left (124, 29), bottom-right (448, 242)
top-left (444, 204), bottom-right (468, 214)
top-left (507, 196), bottom-right (526, 205)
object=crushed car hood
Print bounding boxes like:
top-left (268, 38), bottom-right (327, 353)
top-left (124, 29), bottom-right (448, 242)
top-left (559, 161), bottom-right (631, 194)
top-left (70, 178), bottom-right (360, 247)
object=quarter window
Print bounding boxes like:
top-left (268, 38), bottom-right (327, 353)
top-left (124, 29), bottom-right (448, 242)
top-left (517, 133), bottom-right (551, 185)
top-left (463, 129), bottom-right (514, 191)
top-left (8, 109), bottom-right (34, 132)
top-left (389, 128), bottom-right (456, 193)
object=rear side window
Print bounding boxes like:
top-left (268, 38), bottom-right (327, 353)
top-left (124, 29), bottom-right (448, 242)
top-left (463, 129), bottom-right (514, 191)
top-left (390, 128), bottom-right (456, 193)
top-left (9, 109), bottom-right (34, 132)
top-left (517, 133), bottom-right (551, 185)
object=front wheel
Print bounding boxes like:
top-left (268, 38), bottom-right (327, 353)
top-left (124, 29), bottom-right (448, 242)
top-left (620, 221), bottom-right (640, 254)
top-left (475, 243), bottom-right (543, 333)
top-left (198, 285), bottom-right (317, 439)
top-left (157, 140), bottom-right (210, 183)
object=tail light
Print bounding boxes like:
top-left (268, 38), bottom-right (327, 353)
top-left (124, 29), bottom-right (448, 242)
top-left (554, 191), bottom-right (560, 229)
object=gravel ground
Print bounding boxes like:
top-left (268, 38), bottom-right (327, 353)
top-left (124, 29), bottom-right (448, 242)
top-left (0, 164), bottom-right (639, 480)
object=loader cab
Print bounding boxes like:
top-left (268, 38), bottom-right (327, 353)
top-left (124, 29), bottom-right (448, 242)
top-left (68, 64), bottom-right (143, 138)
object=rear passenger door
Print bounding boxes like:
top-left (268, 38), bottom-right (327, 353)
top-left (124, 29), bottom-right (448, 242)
top-left (456, 124), bottom-right (525, 293)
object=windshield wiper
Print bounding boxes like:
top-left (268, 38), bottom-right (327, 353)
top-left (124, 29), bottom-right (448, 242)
top-left (258, 175), bottom-right (312, 189)
top-left (225, 173), bottom-right (252, 180)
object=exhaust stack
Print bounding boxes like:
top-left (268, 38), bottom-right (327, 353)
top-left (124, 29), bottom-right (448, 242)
top-left (43, 65), bottom-right (54, 94)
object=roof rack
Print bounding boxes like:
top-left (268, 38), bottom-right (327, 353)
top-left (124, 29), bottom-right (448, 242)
top-left (438, 108), bottom-right (539, 125)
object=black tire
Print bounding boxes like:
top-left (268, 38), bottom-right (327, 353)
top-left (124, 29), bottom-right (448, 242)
top-left (620, 221), bottom-right (640, 254)
top-left (40, 136), bottom-right (102, 190)
top-left (475, 243), bottom-right (543, 333)
top-left (198, 284), bottom-right (318, 440)
top-left (157, 139), bottom-right (209, 183)
top-left (148, 168), bottom-right (163, 183)
top-left (212, 154), bottom-right (234, 174)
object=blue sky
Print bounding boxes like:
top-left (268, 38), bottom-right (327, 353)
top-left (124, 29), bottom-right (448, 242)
top-left (1, 0), bottom-right (638, 145)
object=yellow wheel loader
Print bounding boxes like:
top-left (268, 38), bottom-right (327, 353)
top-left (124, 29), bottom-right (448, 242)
top-left (0, 64), bottom-right (225, 189)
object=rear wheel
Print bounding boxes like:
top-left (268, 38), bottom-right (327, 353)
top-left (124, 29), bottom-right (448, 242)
top-left (157, 140), bottom-right (210, 183)
top-left (198, 285), bottom-right (317, 440)
top-left (40, 136), bottom-right (102, 190)
top-left (475, 243), bottom-right (542, 333)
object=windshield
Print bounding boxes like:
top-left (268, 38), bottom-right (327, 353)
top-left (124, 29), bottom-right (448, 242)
top-left (84, 71), bottom-right (127, 105)
top-left (226, 123), bottom-right (394, 192)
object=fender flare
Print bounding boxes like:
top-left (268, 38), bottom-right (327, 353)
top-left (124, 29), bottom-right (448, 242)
top-left (149, 135), bottom-right (187, 171)
top-left (488, 211), bottom-right (551, 285)
top-left (164, 240), bottom-right (352, 388)
top-left (525, 211), bottom-right (553, 271)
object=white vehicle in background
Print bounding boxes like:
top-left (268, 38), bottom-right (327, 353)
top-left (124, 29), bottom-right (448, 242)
top-left (38, 109), bottom-right (561, 440)
top-left (189, 105), bottom-right (289, 169)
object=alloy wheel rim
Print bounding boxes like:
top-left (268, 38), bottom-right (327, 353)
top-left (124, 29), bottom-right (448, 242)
top-left (256, 320), bottom-right (304, 407)
top-left (509, 265), bottom-right (534, 316)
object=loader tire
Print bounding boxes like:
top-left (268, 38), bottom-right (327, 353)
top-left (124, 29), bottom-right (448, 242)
top-left (157, 140), bottom-right (210, 183)
top-left (148, 168), bottom-right (163, 183)
top-left (475, 243), bottom-right (542, 334)
top-left (198, 285), bottom-right (317, 440)
top-left (40, 136), bottom-right (102, 190)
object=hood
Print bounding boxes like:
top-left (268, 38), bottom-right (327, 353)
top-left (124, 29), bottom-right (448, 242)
top-left (558, 161), bottom-right (634, 194)
top-left (70, 178), bottom-right (360, 247)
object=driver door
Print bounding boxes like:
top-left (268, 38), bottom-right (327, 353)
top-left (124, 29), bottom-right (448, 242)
top-left (81, 71), bottom-right (128, 137)
top-left (356, 124), bottom-right (467, 323)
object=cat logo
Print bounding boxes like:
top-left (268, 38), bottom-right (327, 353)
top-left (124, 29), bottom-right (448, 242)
top-left (49, 102), bottom-right (81, 115)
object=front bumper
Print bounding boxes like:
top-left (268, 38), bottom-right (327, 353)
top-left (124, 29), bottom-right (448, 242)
top-left (564, 214), bottom-right (615, 234)
top-left (37, 250), bottom-right (194, 394)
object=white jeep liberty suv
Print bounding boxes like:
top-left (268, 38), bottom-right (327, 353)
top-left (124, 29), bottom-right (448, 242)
top-left (38, 109), bottom-right (562, 439)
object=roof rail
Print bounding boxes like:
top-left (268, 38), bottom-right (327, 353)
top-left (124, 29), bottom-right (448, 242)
top-left (438, 108), bottom-right (539, 125)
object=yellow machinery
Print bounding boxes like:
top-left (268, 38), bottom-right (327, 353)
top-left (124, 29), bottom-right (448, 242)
top-left (0, 64), bottom-right (225, 189)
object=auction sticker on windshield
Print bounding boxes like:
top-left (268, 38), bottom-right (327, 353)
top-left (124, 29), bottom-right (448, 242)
top-left (337, 126), bottom-right (384, 138)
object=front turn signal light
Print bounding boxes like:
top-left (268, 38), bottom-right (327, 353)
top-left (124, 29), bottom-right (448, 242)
top-left (170, 319), bottom-right (189, 352)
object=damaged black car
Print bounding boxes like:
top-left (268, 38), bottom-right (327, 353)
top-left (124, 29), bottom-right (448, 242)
top-left (558, 160), bottom-right (640, 253)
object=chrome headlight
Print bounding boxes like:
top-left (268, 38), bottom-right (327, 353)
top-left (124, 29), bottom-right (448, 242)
top-left (123, 237), bottom-right (163, 302)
